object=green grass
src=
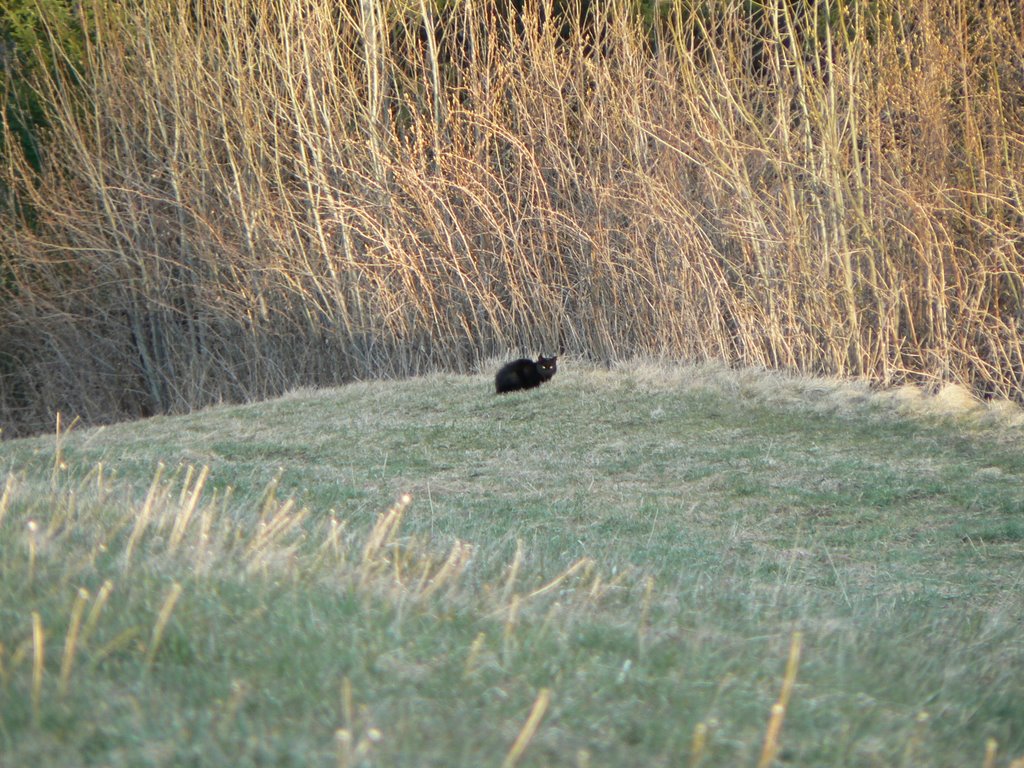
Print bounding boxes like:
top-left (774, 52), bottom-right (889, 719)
top-left (1, 361), bottom-right (1023, 766)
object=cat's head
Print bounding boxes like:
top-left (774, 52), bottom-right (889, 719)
top-left (536, 355), bottom-right (558, 380)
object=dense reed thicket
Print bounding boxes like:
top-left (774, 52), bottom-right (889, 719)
top-left (1, 0), bottom-right (1022, 435)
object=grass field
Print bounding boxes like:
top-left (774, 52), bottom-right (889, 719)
top-left (1, 361), bottom-right (1023, 766)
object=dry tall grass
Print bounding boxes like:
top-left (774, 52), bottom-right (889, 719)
top-left (2, 0), bottom-right (1022, 434)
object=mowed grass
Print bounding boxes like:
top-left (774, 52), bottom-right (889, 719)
top-left (1, 361), bottom-right (1023, 767)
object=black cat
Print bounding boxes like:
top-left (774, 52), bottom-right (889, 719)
top-left (495, 355), bottom-right (558, 394)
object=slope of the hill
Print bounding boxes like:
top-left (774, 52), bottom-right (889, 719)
top-left (1, 362), bottom-right (1022, 766)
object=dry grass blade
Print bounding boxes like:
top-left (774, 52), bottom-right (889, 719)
top-left (984, 739), bottom-right (998, 768)
top-left (758, 703), bottom-right (787, 768)
top-left (144, 582), bottom-right (183, 669)
top-left (0, 473), bottom-right (13, 528)
top-left (360, 493), bottom-right (412, 585)
top-left (689, 721), bottom-right (708, 768)
top-left (523, 557), bottom-right (594, 602)
top-left (501, 688), bottom-right (551, 768)
top-left (244, 498), bottom-right (309, 567)
top-left (31, 612), bottom-right (44, 725)
top-left (124, 463), bottom-right (165, 573)
top-left (168, 465), bottom-right (210, 554)
top-left (58, 588), bottom-right (90, 699)
top-left (779, 631), bottom-right (803, 712)
top-left (415, 539), bottom-right (473, 601)
top-left (757, 631), bottom-right (803, 768)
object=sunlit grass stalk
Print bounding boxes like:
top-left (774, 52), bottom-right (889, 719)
top-left (757, 631), bottom-right (803, 768)
top-left (307, 514), bottom-right (350, 575)
top-left (779, 630), bottom-right (803, 711)
top-left (416, 539), bottom-right (472, 600)
top-left (258, 470), bottom-right (283, 520)
top-left (0, 472), bottom-right (14, 528)
top-left (178, 464), bottom-right (196, 507)
top-left (464, 632), bottom-right (487, 678)
top-left (524, 557), bottom-right (594, 602)
top-left (26, 520), bottom-right (38, 585)
top-left (124, 463), bottom-right (165, 572)
top-left (588, 567), bottom-right (633, 603)
top-left (58, 588), bottom-right (90, 698)
top-left (758, 703), bottom-right (787, 768)
top-left (31, 611), bottom-right (44, 725)
top-left (334, 674), bottom-right (385, 762)
top-left (323, 517), bottom-right (348, 559)
top-left (79, 579), bottom-right (114, 648)
top-left (50, 412), bottom-right (78, 490)
top-left (193, 500), bottom-right (216, 574)
top-left (144, 582), bottom-right (183, 669)
top-left (168, 464), bottom-right (210, 553)
top-left (340, 676), bottom-right (354, 732)
top-left (983, 738), bottom-right (998, 768)
top-left (245, 499), bottom-right (309, 568)
top-left (359, 493), bottom-right (412, 585)
top-left (689, 721), bottom-right (708, 767)
top-left (501, 688), bottom-right (551, 768)
top-left (335, 728), bottom-right (353, 768)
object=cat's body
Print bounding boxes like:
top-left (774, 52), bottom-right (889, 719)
top-left (495, 355), bottom-right (558, 394)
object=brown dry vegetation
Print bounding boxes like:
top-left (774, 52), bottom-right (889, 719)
top-left (2, 0), bottom-right (1023, 435)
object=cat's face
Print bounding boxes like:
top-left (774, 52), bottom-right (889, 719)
top-left (537, 355), bottom-right (558, 379)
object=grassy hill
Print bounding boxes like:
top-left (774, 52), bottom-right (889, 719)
top-left (1, 361), bottom-right (1023, 766)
